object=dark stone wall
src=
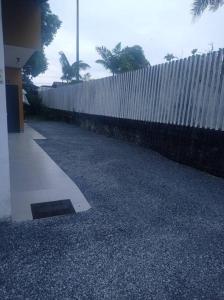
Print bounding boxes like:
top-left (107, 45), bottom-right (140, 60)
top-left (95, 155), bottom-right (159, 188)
top-left (42, 108), bottom-right (224, 178)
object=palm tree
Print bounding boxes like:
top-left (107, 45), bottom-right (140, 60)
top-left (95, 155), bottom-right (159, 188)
top-left (95, 43), bottom-right (122, 76)
top-left (59, 51), bottom-right (90, 83)
top-left (191, 48), bottom-right (198, 55)
top-left (96, 43), bottom-right (149, 75)
top-left (164, 53), bottom-right (177, 62)
top-left (192, 0), bottom-right (224, 17)
top-left (82, 73), bottom-right (91, 81)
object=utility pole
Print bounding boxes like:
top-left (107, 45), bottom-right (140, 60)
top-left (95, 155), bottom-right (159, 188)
top-left (76, 0), bottom-right (79, 81)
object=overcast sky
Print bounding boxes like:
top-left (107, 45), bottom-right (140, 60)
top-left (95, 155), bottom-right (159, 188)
top-left (33, 0), bottom-right (224, 86)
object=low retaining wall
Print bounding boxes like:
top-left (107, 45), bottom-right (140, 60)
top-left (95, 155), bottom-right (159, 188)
top-left (42, 107), bottom-right (224, 178)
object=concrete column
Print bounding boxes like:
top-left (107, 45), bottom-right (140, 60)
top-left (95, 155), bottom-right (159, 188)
top-left (0, 0), bottom-right (11, 219)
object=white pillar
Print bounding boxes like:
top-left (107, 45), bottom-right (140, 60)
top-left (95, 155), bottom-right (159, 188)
top-left (0, 0), bottom-right (11, 219)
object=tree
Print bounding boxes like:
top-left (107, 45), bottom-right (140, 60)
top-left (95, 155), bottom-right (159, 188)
top-left (191, 48), bottom-right (198, 55)
top-left (164, 53), bottom-right (177, 62)
top-left (23, 0), bottom-right (61, 84)
top-left (192, 0), bottom-right (224, 17)
top-left (96, 43), bottom-right (149, 75)
top-left (59, 51), bottom-right (90, 83)
top-left (22, 50), bottom-right (48, 80)
top-left (119, 46), bottom-right (150, 72)
top-left (83, 73), bottom-right (92, 81)
top-left (96, 43), bottom-right (122, 75)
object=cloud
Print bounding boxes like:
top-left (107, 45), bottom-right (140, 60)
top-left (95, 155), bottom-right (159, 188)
top-left (33, 0), bottom-right (224, 86)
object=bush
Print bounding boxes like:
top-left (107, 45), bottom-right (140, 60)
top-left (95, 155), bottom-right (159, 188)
top-left (24, 88), bottom-right (43, 117)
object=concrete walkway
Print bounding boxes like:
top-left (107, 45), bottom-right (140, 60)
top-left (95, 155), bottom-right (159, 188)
top-left (9, 124), bottom-right (90, 221)
top-left (1, 120), bottom-right (224, 299)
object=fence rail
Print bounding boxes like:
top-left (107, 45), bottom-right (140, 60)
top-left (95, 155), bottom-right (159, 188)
top-left (41, 49), bottom-right (224, 131)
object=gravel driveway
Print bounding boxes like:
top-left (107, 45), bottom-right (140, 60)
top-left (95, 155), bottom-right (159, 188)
top-left (1, 120), bottom-right (224, 300)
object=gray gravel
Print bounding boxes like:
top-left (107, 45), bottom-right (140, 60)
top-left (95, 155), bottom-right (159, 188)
top-left (1, 120), bottom-right (224, 300)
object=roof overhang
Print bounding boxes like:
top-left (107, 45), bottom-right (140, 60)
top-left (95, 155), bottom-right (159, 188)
top-left (4, 45), bottom-right (36, 68)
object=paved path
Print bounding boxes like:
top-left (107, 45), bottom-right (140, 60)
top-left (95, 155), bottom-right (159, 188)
top-left (9, 124), bottom-right (90, 221)
top-left (1, 120), bottom-right (224, 300)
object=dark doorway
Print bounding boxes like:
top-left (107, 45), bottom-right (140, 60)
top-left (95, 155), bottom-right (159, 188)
top-left (6, 84), bottom-right (20, 133)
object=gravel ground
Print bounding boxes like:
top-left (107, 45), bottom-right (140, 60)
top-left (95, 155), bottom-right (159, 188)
top-left (1, 120), bottom-right (224, 300)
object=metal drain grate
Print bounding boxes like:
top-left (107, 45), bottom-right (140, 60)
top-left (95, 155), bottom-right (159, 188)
top-left (31, 199), bottom-right (75, 220)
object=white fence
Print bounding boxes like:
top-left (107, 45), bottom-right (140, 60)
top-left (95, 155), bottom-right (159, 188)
top-left (41, 49), bottom-right (224, 131)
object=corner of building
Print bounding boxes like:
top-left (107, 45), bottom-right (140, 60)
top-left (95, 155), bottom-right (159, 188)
top-left (0, 0), bottom-right (11, 219)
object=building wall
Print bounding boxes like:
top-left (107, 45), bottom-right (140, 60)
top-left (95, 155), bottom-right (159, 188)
top-left (5, 67), bottom-right (24, 131)
top-left (2, 0), bottom-right (41, 49)
top-left (0, 1), bottom-right (11, 219)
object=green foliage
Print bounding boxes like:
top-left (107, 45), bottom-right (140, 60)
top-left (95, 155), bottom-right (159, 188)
top-left (192, 0), bottom-right (224, 17)
top-left (23, 83), bottom-right (43, 116)
top-left (96, 44), bottom-right (120, 75)
top-left (26, 93), bottom-right (43, 115)
top-left (119, 46), bottom-right (149, 72)
top-left (23, 49), bottom-right (48, 78)
top-left (96, 43), bottom-right (150, 75)
top-left (23, 1), bottom-right (61, 83)
top-left (83, 73), bottom-right (92, 81)
top-left (164, 53), bottom-right (176, 62)
top-left (40, 1), bottom-right (62, 47)
top-left (191, 49), bottom-right (198, 55)
top-left (59, 51), bottom-right (90, 83)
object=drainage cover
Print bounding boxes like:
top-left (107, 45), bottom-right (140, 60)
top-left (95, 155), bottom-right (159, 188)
top-left (31, 199), bottom-right (75, 220)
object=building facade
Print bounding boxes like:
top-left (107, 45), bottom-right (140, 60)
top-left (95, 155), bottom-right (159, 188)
top-left (0, 0), bottom-right (41, 219)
